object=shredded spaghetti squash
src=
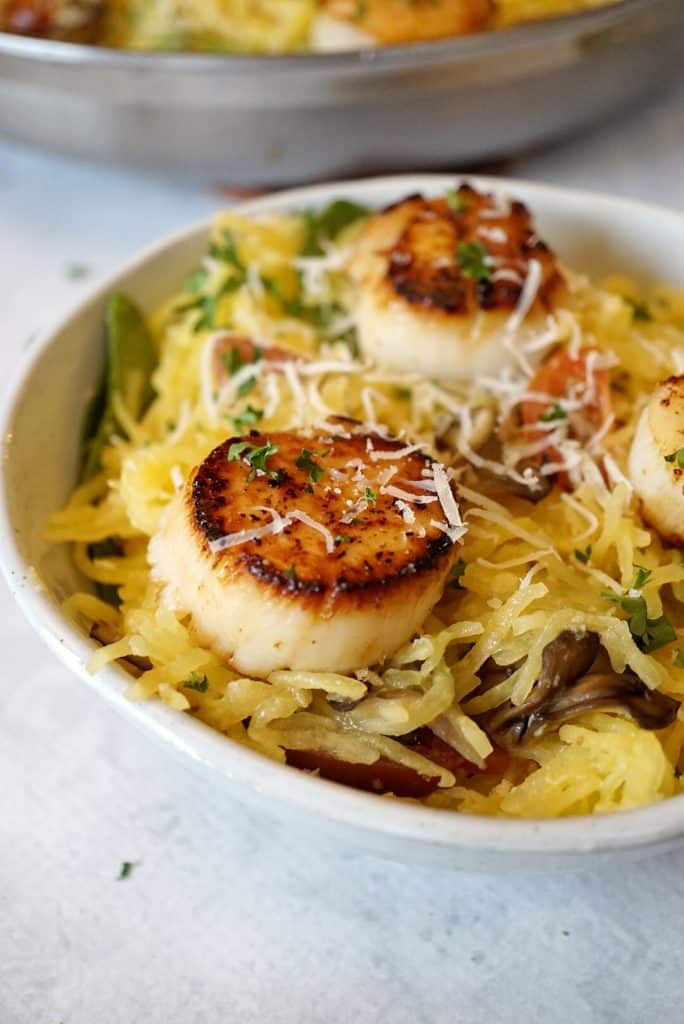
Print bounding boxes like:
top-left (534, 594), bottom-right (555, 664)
top-left (46, 190), bottom-right (684, 818)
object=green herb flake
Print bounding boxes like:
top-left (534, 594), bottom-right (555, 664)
top-left (457, 241), bottom-right (491, 284)
top-left (632, 564), bottom-right (652, 589)
top-left (574, 545), bottom-right (592, 565)
top-left (601, 590), bottom-right (676, 653)
top-left (231, 405), bottom-right (264, 431)
top-left (673, 650), bottom-right (684, 669)
top-left (228, 439), bottom-right (280, 481)
top-left (283, 565), bottom-right (298, 582)
top-left (301, 199), bottom-right (370, 257)
top-left (394, 386), bottom-right (413, 401)
top-left (65, 262), bottom-right (90, 281)
top-left (221, 343), bottom-right (263, 377)
top-left (184, 267), bottom-right (208, 293)
top-left (117, 861), bottom-right (137, 880)
top-left (209, 230), bottom-right (245, 273)
top-left (335, 534), bottom-right (352, 545)
top-left (626, 297), bottom-right (652, 322)
top-left (184, 671), bottom-right (209, 693)
top-left (445, 189), bottom-right (469, 214)
top-left (237, 376), bottom-right (257, 398)
top-left (539, 403), bottom-right (567, 423)
top-left (449, 559), bottom-right (467, 590)
top-left (664, 447), bottom-right (684, 469)
top-left (296, 447), bottom-right (329, 483)
top-left (222, 347), bottom-right (244, 375)
top-left (365, 486), bottom-right (377, 504)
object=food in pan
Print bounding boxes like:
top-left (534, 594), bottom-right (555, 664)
top-left (0, 0), bottom-right (622, 51)
top-left (47, 183), bottom-right (684, 817)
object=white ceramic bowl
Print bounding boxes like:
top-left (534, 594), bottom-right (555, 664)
top-left (4, 175), bottom-right (684, 871)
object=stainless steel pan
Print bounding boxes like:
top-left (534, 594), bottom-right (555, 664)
top-left (0, 0), bottom-right (681, 183)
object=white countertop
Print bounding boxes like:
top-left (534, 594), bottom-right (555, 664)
top-left (3, 81), bottom-right (684, 1024)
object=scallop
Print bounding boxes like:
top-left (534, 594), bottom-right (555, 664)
top-left (629, 375), bottom-right (684, 544)
top-left (348, 184), bottom-right (564, 380)
top-left (149, 423), bottom-right (464, 676)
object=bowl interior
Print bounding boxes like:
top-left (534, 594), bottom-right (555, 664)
top-left (4, 174), bottom-right (684, 868)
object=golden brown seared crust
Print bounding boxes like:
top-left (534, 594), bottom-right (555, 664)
top-left (189, 426), bottom-right (456, 606)
top-left (212, 335), bottom-right (299, 385)
top-left (321, 0), bottom-right (494, 45)
top-left (2, 0), bottom-right (103, 41)
top-left (385, 185), bottom-right (563, 315)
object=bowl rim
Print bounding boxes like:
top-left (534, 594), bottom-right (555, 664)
top-left (0, 0), bottom-right (648, 73)
top-left (4, 171), bottom-right (684, 858)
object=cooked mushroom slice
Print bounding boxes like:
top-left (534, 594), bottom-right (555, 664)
top-left (473, 435), bottom-right (553, 503)
top-left (89, 620), bottom-right (152, 678)
top-left (475, 629), bottom-right (677, 744)
top-left (285, 748), bottom-right (441, 798)
top-left (286, 726), bottom-right (508, 798)
top-left (532, 672), bottom-right (679, 732)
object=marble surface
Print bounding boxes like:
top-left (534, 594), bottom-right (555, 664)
top-left (2, 78), bottom-right (684, 1024)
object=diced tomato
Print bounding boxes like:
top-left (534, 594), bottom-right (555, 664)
top-left (213, 335), bottom-right (298, 384)
top-left (521, 346), bottom-right (612, 440)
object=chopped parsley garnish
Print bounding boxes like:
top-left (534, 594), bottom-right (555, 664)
top-left (296, 447), bottom-right (329, 483)
top-left (284, 565), bottom-right (298, 582)
top-left (602, 590), bottom-right (676, 653)
top-left (184, 671), bottom-right (209, 693)
top-left (300, 199), bottom-right (370, 257)
top-left (457, 241), bottom-right (491, 284)
top-left (674, 649), bottom-right (684, 669)
top-left (449, 559), bottom-right (467, 589)
top-left (184, 267), bottom-right (208, 293)
top-left (228, 439), bottom-right (280, 482)
top-left (626, 297), bottom-right (652, 322)
top-left (190, 294), bottom-right (217, 333)
top-left (574, 545), bottom-right (592, 565)
top-left (237, 376), bottom-right (257, 398)
top-left (231, 405), bottom-right (263, 431)
top-left (445, 189), bottom-right (469, 214)
top-left (664, 447), bottom-right (684, 468)
top-left (65, 262), bottom-right (90, 281)
top-left (394, 386), bottom-right (413, 400)
top-left (539, 403), bottom-right (566, 423)
top-left (632, 564), bottom-right (652, 589)
top-left (209, 230), bottom-right (245, 273)
top-left (335, 534), bottom-right (352, 545)
top-left (222, 344), bottom-right (263, 377)
top-left (365, 486), bottom-right (377, 504)
top-left (117, 861), bottom-right (137, 880)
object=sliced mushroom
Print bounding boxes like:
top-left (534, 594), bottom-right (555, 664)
top-left (474, 436), bottom-right (552, 503)
top-left (285, 748), bottom-right (441, 799)
top-left (286, 728), bottom-right (509, 798)
top-left (90, 620), bottom-right (152, 678)
top-left (533, 671), bottom-right (679, 731)
top-left (474, 629), bottom-right (677, 745)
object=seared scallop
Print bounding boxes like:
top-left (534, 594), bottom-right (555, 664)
top-left (149, 423), bottom-right (464, 676)
top-left (318, 0), bottom-right (493, 45)
top-left (629, 375), bottom-right (684, 544)
top-left (349, 184), bottom-right (564, 380)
